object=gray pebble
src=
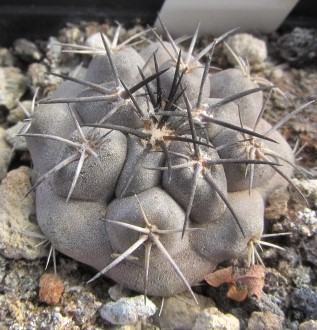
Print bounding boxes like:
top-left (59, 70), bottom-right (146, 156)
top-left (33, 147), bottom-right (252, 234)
top-left (100, 295), bottom-right (156, 325)
top-left (13, 38), bottom-right (43, 62)
top-left (85, 32), bottom-right (107, 49)
top-left (291, 179), bottom-right (317, 208)
top-left (193, 307), bottom-right (240, 330)
top-left (305, 236), bottom-right (317, 266)
top-left (46, 37), bottom-right (63, 65)
top-left (299, 320), bottom-right (317, 330)
top-left (0, 67), bottom-right (28, 111)
top-left (247, 311), bottom-right (284, 330)
top-left (0, 167), bottom-right (47, 260)
top-left (0, 127), bottom-right (12, 181)
top-left (7, 100), bottom-right (32, 124)
top-left (108, 284), bottom-right (132, 301)
top-left (291, 286), bottom-right (317, 319)
top-left (0, 48), bottom-right (17, 67)
top-left (4, 121), bottom-right (28, 151)
top-left (224, 33), bottom-right (267, 69)
top-left (277, 28), bottom-right (317, 66)
top-left (155, 292), bottom-right (215, 330)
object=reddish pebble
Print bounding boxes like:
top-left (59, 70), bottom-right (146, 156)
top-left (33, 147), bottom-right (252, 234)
top-left (39, 273), bottom-right (64, 305)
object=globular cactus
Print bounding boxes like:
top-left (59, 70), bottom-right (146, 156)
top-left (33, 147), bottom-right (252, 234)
top-left (22, 22), bottom-right (311, 302)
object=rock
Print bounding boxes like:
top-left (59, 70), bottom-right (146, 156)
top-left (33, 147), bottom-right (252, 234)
top-left (111, 322), bottom-right (160, 330)
top-left (2, 259), bottom-right (42, 302)
top-left (270, 67), bottom-right (284, 82)
top-left (85, 32), bottom-right (105, 49)
top-left (274, 180), bottom-right (317, 240)
top-left (224, 33), bottom-right (267, 69)
top-left (46, 37), bottom-right (63, 66)
top-left (291, 287), bottom-right (317, 319)
top-left (299, 320), bottom-right (317, 330)
top-left (263, 268), bottom-right (290, 309)
top-left (7, 100), bottom-right (32, 124)
top-left (291, 207), bottom-right (317, 238)
top-left (27, 63), bottom-right (62, 95)
top-left (39, 273), bottom-right (64, 305)
top-left (297, 208), bottom-right (317, 228)
top-left (290, 179), bottom-right (317, 208)
top-left (100, 295), bottom-right (157, 325)
top-left (4, 121), bottom-right (28, 151)
top-left (0, 67), bottom-right (28, 110)
top-left (108, 284), bottom-right (132, 301)
top-left (293, 266), bottom-right (312, 287)
top-left (277, 252), bottom-right (311, 287)
top-left (276, 28), bottom-right (317, 66)
top-left (193, 307), bottom-right (240, 330)
top-left (277, 248), bottom-right (300, 269)
top-left (0, 48), bottom-right (17, 67)
top-left (0, 127), bottom-right (12, 181)
top-left (27, 63), bottom-right (47, 87)
top-left (59, 25), bottom-right (83, 44)
top-left (265, 187), bottom-right (290, 220)
top-left (62, 290), bottom-right (102, 325)
top-left (0, 167), bottom-right (47, 259)
top-left (249, 293), bottom-right (284, 317)
top-left (13, 38), bottom-right (43, 62)
top-left (304, 236), bottom-right (317, 267)
top-left (247, 311), bottom-right (284, 330)
top-left (155, 292), bottom-right (215, 330)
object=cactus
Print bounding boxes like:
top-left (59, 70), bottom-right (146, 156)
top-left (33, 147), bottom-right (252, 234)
top-left (22, 22), bottom-right (311, 302)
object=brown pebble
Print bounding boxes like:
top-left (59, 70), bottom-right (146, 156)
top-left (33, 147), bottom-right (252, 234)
top-left (39, 273), bottom-right (64, 305)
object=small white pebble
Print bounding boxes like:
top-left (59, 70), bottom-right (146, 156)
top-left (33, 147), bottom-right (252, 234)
top-left (85, 32), bottom-right (108, 49)
top-left (298, 208), bottom-right (317, 225)
top-left (225, 33), bottom-right (267, 69)
top-left (270, 68), bottom-right (284, 81)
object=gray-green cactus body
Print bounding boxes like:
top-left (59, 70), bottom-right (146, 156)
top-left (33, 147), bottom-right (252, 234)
top-left (26, 29), bottom-right (295, 297)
